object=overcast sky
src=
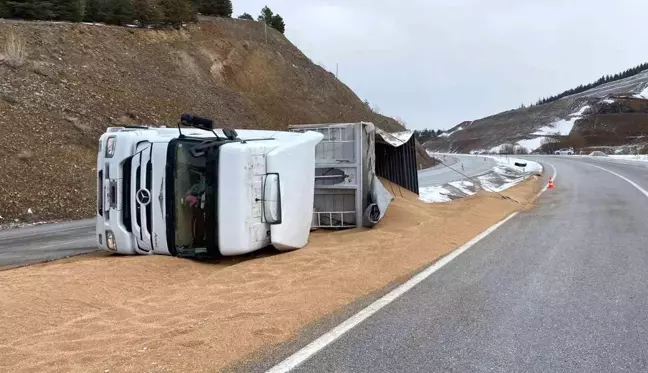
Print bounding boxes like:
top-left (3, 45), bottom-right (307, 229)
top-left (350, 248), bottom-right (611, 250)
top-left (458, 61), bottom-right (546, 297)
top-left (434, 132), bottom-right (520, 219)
top-left (234, 0), bottom-right (648, 130)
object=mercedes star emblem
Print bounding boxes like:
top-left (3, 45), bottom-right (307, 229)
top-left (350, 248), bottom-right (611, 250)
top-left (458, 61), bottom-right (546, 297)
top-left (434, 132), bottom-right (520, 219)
top-left (137, 188), bottom-right (151, 205)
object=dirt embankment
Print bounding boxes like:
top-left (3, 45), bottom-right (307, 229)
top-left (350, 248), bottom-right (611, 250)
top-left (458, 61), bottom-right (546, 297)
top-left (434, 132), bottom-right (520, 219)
top-left (0, 19), bottom-right (433, 222)
top-left (0, 176), bottom-right (543, 373)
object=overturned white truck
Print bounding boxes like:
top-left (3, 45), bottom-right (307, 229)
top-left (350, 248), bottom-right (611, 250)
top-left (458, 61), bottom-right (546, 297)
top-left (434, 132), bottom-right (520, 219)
top-left (96, 115), bottom-right (323, 257)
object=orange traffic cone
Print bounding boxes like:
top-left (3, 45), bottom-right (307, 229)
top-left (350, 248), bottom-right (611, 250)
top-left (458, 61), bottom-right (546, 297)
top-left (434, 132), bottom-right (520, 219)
top-left (548, 176), bottom-right (555, 189)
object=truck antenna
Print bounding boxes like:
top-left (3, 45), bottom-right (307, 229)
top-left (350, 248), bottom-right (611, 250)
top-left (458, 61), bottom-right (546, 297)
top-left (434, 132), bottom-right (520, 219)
top-left (180, 114), bottom-right (220, 140)
top-left (176, 120), bottom-right (184, 138)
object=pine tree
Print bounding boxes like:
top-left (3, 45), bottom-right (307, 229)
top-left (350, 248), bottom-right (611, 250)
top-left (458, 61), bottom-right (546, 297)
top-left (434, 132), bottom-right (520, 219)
top-left (0, 0), bottom-right (10, 17)
top-left (134, 0), bottom-right (163, 26)
top-left (54, 0), bottom-right (85, 21)
top-left (270, 13), bottom-right (284, 33)
top-left (160, 0), bottom-right (192, 27)
top-left (237, 12), bottom-right (252, 20)
top-left (84, 0), bottom-right (106, 22)
top-left (196, 0), bottom-right (230, 17)
top-left (5, 0), bottom-right (55, 19)
top-left (257, 5), bottom-right (272, 23)
top-left (105, 0), bottom-right (133, 25)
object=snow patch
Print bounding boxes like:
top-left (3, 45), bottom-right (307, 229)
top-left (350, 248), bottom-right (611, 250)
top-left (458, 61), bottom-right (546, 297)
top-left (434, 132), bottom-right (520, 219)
top-left (634, 86), bottom-right (648, 99)
top-left (609, 154), bottom-right (648, 162)
top-left (517, 137), bottom-right (545, 151)
top-left (534, 118), bottom-right (577, 136)
top-left (440, 126), bottom-right (464, 138)
top-left (476, 156), bottom-right (542, 192)
top-left (489, 144), bottom-right (504, 153)
top-left (601, 98), bottom-right (615, 104)
top-left (589, 151), bottom-right (607, 156)
top-left (533, 105), bottom-right (591, 136)
top-left (448, 180), bottom-right (475, 196)
top-left (419, 185), bottom-right (452, 203)
top-left (479, 176), bottom-right (522, 193)
top-left (571, 105), bottom-right (591, 116)
top-left (493, 156), bottom-right (543, 173)
top-left (418, 155), bottom-right (542, 203)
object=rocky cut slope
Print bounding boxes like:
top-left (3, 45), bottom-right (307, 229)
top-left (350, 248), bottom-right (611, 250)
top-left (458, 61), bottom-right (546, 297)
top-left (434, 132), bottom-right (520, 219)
top-left (426, 69), bottom-right (648, 153)
top-left (0, 18), bottom-right (432, 222)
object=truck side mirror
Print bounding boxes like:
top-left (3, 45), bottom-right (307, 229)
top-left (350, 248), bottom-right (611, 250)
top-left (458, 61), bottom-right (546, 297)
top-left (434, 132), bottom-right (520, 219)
top-left (263, 173), bottom-right (282, 224)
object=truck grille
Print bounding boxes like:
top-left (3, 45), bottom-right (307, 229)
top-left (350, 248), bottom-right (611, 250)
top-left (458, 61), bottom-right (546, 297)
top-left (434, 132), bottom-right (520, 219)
top-left (132, 142), bottom-right (154, 252)
top-left (122, 158), bottom-right (132, 232)
top-left (145, 160), bottom-right (152, 235)
top-left (97, 170), bottom-right (103, 216)
top-left (135, 165), bottom-right (142, 230)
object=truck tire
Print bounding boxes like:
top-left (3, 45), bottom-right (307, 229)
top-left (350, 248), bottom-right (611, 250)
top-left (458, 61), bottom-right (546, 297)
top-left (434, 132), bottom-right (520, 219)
top-left (362, 203), bottom-right (380, 227)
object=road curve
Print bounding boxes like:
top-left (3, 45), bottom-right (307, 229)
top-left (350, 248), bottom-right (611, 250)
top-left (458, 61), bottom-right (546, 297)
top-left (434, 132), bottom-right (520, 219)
top-left (252, 155), bottom-right (648, 373)
top-left (418, 154), bottom-right (497, 187)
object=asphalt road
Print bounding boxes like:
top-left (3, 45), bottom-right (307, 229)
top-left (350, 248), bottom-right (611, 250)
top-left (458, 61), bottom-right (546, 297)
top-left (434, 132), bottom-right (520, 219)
top-left (0, 219), bottom-right (96, 268)
top-left (259, 155), bottom-right (648, 373)
top-left (418, 154), bottom-right (496, 187)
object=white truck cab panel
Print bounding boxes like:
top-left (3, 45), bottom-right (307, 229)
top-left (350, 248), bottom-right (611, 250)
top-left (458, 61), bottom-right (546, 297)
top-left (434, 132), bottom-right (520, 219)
top-left (96, 124), bottom-right (323, 257)
top-left (266, 132), bottom-right (322, 250)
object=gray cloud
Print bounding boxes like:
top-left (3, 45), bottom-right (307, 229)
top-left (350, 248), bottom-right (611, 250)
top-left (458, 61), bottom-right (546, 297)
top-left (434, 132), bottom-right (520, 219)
top-left (234, 0), bottom-right (648, 129)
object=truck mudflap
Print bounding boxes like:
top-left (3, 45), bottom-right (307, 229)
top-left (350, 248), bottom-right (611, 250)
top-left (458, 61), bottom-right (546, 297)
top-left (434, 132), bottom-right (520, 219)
top-left (266, 131), bottom-right (324, 250)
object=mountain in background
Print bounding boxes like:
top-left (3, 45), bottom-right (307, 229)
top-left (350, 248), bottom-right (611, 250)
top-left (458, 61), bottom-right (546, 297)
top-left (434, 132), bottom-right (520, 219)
top-left (0, 18), bottom-right (433, 221)
top-left (425, 66), bottom-right (648, 154)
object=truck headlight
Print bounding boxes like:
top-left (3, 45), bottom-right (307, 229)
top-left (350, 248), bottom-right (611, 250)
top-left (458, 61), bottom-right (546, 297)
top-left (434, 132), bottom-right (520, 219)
top-left (105, 136), bottom-right (116, 158)
top-left (106, 230), bottom-right (117, 251)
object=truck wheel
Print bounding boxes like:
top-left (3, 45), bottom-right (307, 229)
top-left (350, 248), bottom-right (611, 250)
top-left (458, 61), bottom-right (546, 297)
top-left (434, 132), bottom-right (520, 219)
top-left (362, 203), bottom-right (380, 227)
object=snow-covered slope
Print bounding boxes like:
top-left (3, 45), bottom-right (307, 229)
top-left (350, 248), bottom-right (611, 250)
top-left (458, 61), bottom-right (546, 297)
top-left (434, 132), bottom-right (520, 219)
top-left (426, 69), bottom-right (648, 153)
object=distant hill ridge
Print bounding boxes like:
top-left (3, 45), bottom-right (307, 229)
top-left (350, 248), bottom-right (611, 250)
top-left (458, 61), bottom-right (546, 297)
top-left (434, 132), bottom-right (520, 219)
top-left (425, 65), bottom-right (648, 154)
top-left (534, 63), bottom-right (648, 106)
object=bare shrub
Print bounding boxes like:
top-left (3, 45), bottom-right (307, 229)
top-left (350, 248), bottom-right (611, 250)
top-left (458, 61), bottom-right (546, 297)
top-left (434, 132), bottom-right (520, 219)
top-left (3, 33), bottom-right (27, 68)
top-left (514, 146), bottom-right (529, 155)
top-left (499, 143), bottom-right (516, 154)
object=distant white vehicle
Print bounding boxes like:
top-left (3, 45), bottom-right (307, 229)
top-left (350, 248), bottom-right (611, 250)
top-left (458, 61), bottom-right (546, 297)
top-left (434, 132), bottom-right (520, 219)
top-left (554, 148), bottom-right (574, 155)
top-left (96, 114), bottom-right (323, 257)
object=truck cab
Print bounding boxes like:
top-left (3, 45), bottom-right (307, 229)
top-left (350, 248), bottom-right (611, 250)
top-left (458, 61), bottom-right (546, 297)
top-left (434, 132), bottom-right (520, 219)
top-left (96, 120), bottom-right (323, 257)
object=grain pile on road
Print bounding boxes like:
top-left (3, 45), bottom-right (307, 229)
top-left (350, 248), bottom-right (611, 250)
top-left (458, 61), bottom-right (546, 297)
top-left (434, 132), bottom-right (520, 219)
top-left (0, 177), bottom-right (543, 373)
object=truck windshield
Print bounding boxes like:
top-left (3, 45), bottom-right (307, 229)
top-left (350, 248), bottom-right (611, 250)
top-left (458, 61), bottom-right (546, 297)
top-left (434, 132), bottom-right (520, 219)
top-left (173, 140), bottom-right (208, 248)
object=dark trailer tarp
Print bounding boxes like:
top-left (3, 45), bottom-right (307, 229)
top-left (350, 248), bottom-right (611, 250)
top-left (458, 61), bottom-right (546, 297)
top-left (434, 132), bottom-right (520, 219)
top-left (375, 128), bottom-right (419, 195)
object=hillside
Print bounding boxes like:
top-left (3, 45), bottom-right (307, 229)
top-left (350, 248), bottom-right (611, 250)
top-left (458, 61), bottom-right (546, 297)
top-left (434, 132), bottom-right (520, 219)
top-left (426, 69), bottom-right (648, 153)
top-left (0, 18), bottom-right (433, 222)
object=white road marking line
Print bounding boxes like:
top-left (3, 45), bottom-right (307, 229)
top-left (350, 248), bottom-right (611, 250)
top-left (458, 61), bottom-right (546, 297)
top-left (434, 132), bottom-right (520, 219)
top-left (266, 213), bottom-right (519, 373)
top-left (266, 160), bottom-right (559, 373)
top-left (587, 163), bottom-right (648, 198)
